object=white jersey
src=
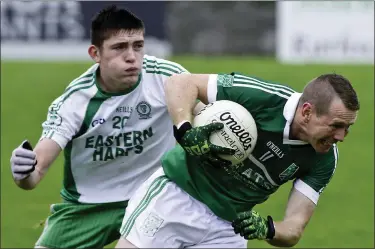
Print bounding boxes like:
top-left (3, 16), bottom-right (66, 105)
top-left (40, 55), bottom-right (188, 204)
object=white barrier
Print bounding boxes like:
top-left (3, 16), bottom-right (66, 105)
top-left (1, 39), bottom-right (172, 61)
top-left (276, 1), bottom-right (374, 64)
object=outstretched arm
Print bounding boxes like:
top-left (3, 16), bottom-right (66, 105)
top-left (232, 187), bottom-right (316, 247)
top-left (268, 188), bottom-right (316, 247)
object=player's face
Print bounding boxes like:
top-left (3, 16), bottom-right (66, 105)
top-left (305, 98), bottom-right (357, 153)
top-left (97, 30), bottom-right (145, 87)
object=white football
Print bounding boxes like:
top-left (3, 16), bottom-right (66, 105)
top-left (193, 100), bottom-right (257, 165)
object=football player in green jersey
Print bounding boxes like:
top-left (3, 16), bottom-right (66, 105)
top-left (116, 72), bottom-right (359, 248)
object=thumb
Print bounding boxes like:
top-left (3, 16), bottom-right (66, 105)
top-left (21, 140), bottom-right (34, 151)
top-left (210, 144), bottom-right (236, 156)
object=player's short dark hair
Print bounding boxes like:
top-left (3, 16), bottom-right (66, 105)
top-left (91, 5), bottom-right (145, 47)
top-left (299, 73), bottom-right (360, 116)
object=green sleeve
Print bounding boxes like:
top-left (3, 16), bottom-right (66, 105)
top-left (296, 144), bottom-right (338, 201)
top-left (208, 73), bottom-right (296, 113)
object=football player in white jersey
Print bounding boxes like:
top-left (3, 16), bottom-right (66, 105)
top-left (9, 5), bottom-right (194, 249)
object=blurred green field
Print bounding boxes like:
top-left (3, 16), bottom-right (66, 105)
top-left (1, 57), bottom-right (374, 248)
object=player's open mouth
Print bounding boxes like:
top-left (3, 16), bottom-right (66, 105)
top-left (321, 139), bottom-right (334, 147)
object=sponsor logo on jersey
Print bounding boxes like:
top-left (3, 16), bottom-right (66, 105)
top-left (217, 74), bottom-right (234, 87)
top-left (279, 163), bottom-right (299, 181)
top-left (116, 106), bottom-right (133, 114)
top-left (136, 101), bottom-right (152, 119)
top-left (91, 118), bottom-right (106, 127)
top-left (140, 212), bottom-right (164, 237)
top-left (241, 167), bottom-right (274, 190)
top-left (266, 141), bottom-right (285, 158)
top-left (85, 127), bottom-right (154, 161)
top-left (222, 162), bottom-right (277, 191)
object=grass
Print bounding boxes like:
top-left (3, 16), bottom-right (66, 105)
top-left (1, 56), bottom-right (374, 248)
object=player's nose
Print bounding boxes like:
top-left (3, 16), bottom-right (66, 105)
top-left (333, 128), bottom-right (346, 142)
top-left (125, 49), bottom-right (136, 63)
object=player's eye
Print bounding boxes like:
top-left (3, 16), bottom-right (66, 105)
top-left (330, 124), bottom-right (345, 129)
top-left (112, 44), bottom-right (126, 50)
top-left (134, 43), bottom-right (144, 50)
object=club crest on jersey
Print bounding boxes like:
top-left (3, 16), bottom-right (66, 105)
top-left (46, 111), bottom-right (62, 126)
top-left (217, 74), bottom-right (234, 87)
top-left (279, 163), bottom-right (299, 181)
top-left (136, 101), bottom-right (152, 119)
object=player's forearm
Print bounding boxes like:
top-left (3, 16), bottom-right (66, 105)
top-left (15, 139), bottom-right (61, 190)
top-left (267, 221), bottom-right (303, 247)
top-left (165, 74), bottom-right (199, 125)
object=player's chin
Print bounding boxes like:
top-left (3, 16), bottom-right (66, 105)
top-left (120, 75), bottom-right (139, 85)
top-left (314, 140), bottom-right (332, 154)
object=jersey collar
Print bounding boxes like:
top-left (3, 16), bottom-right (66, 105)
top-left (283, 92), bottom-right (309, 145)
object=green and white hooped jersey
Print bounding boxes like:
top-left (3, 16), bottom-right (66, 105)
top-left (40, 55), bottom-right (188, 204)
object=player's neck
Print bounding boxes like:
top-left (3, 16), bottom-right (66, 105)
top-left (289, 114), bottom-right (309, 142)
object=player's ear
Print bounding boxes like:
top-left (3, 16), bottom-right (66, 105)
top-left (301, 102), bottom-right (313, 123)
top-left (88, 45), bottom-right (100, 63)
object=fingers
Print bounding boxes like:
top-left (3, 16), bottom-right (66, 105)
top-left (232, 211), bottom-right (252, 228)
top-left (205, 155), bottom-right (232, 167)
top-left (242, 226), bottom-right (257, 237)
top-left (11, 156), bottom-right (36, 166)
top-left (210, 144), bottom-right (236, 155)
top-left (233, 218), bottom-right (253, 231)
top-left (21, 140), bottom-right (34, 151)
top-left (12, 164), bottom-right (35, 174)
top-left (13, 147), bottom-right (36, 160)
top-left (237, 211), bottom-right (252, 220)
top-left (244, 232), bottom-right (258, 240)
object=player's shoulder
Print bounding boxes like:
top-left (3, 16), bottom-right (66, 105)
top-left (62, 63), bottom-right (98, 96)
top-left (49, 64), bottom-right (99, 111)
top-left (221, 72), bottom-right (297, 109)
top-left (65, 63), bottom-right (98, 88)
top-left (230, 72), bottom-right (297, 94)
top-left (142, 54), bottom-right (188, 76)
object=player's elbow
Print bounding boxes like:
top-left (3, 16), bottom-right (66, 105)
top-left (269, 223), bottom-right (304, 247)
top-left (285, 233), bottom-right (302, 247)
top-left (269, 234), bottom-right (301, 248)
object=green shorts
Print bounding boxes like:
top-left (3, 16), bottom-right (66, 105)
top-left (35, 201), bottom-right (127, 248)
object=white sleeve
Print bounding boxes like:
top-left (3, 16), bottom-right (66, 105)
top-left (207, 74), bottom-right (219, 103)
top-left (147, 58), bottom-right (191, 105)
top-left (293, 179), bottom-right (320, 205)
top-left (40, 96), bottom-right (82, 149)
top-left (160, 61), bottom-right (190, 83)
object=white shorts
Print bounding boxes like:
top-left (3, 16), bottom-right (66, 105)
top-left (120, 167), bottom-right (247, 248)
